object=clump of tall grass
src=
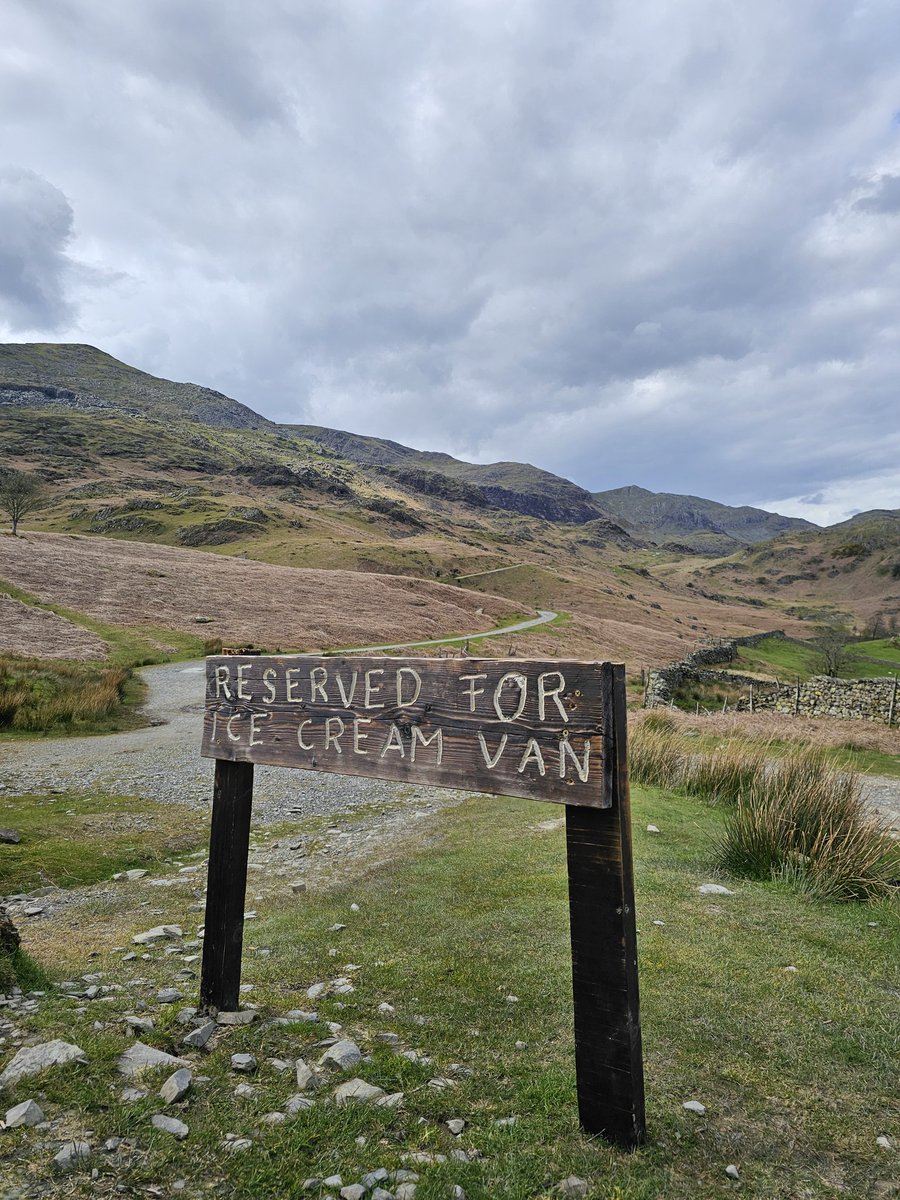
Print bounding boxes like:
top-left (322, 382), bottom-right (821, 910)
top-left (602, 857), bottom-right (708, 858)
top-left (714, 750), bottom-right (899, 902)
top-left (0, 655), bottom-right (130, 732)
top-left (629, 723), bottom-right (769, 804)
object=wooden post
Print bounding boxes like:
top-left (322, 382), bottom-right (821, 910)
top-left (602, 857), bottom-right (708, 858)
top-left (566, 664), bottom-right (646, 1149)
top-left (200, 759), bottom-right (254, 1013)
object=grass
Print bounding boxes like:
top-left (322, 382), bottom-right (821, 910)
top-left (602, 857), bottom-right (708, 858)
top-left (0, 654), bottom-right (134, 733)
top-left (0, 791), bottom-right (206, 894)
top-left (1, 788), bottom-right (897, 1198)
top-left (737, 633), bottom-right (900, 683)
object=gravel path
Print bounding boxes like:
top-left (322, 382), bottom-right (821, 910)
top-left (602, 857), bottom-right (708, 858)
top-left (0, 661), bottom-right (461, 825)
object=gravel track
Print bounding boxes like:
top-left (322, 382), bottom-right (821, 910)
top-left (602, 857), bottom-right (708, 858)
top-left (0, 661), bottom-right (458, 825)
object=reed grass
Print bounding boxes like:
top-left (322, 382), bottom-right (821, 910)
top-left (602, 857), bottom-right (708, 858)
top-left (0, 654), bottom-right (130, 731)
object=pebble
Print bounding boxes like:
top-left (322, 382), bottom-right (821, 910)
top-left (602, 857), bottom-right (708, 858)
top-left (698, 883), bottom-right (735, 895)
top-left (451, 1187), bottom-right (466, 1200)
top-left (231, 1053), bottom-right (258, 1074)
top-left (340, 1186), bottom-right (366, 1200)
top-left (157, 988), bottom-right (184, 1005)
top-left (557, 1179), bottom-right (589, 1199)
top-left (4, 1098), bottom-right (45, 1128)
top-left (53, 1140), bottom-right (91, 1171)
top-left (152, 1114), bottom-right (189, 1139)
top-left (646, 824), bottom-right (660, 833)
top-left (217, 1009), bottom-right (258, 1025)
top-left (683, 1100), bottom-right (706, 1115)
top-left (362, 1170), bottom-right (390, 1187)
top-left (286, 1094), bottom-right (316, 1114)
top-left (183, 1020), bottom-right (217, 1048)
top-left (291, 881), bottom-right (307, 893)
top-left (295, 1058), bottom-right (320, 1091)
top-left (261, 1111), bottom-right (286, 1124)
top-left (228, 1137), bottom-right (253, 1152)
top-left (121, 1087), bottom-right (147, 1102)
top-left (334, 1078), bottom-right (386, 1105)
top-left (234, 1083), bottom-right (256, 1099)
top-left (395, 1186), bottom-right (417, 1200)
top-left (725, 1165), bottom-right (740, 1180)
top-left (284, 1009), bottom-right (319, 1023)
top-left (118, 1042), bottom-right (188, 1077)
top-left (307, 982), bottom-right (329, 1000)
top-left (132, 925), bottom-right (182, 944)
top-left (447, 1118), bottom-right (466, 1135)
top-left (319, 1039), bottom-right (362, 1071)
top-left (323, 1176), bottom-right (343, 1188)
top-left (876, 1135), bottom-right (892, 1149)
top-left (160, 1068), bottom-right (192, 1104)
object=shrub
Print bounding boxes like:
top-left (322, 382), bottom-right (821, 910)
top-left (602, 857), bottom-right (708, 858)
top-left (714, 750), bottom-right (899, 902)
top-left (0, 656), bottom-right (130, 732)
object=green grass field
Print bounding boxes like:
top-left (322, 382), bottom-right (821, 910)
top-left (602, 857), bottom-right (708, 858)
top-left (1, 786), bottom-right (897, 1198)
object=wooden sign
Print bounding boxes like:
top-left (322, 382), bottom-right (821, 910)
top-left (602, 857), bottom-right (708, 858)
top-left (199, 655), bottom-right (645, 1149)
top-left (201, 654), bottom-right (611, 808)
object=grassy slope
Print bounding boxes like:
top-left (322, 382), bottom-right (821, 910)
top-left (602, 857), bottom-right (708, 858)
top-left (2, 788), bottom-right (897, 1198)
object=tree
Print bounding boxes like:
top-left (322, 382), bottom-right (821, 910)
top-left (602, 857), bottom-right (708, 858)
top-left (0, 470), bottom-right (44, 536)
top-left (811, 621), bottom-right (851, 677)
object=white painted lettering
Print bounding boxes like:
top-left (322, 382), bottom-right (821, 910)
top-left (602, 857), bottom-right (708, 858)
top-left (411, 726), bottom-right (443, 764)
top-left (297, 719), bottom-right (314, 750)
top-left (380, 723), bottom-right (406, 758)
top-left (310, 667), bottom-right (329, 703)
top-left (364, 669), bottom-right (385, 708)
top-left (226, 713), bottom-right (242, 743)
top-left (249, 712), bottom-right (269, 747)
top-left (236, 664), bottom-right (252, 701)
top-left (477, 731), bottom-right (508, 769)
top-left (538, 671), bottom-right (569, 722)
top-left (460, 673), bottom-right (487, 712)
top-left (559, 737), bottom-right (591, 783)
top-left (210, 711), bottom-right (219, 742)
top-left (214, 665), bottom-right (232, 700)
top-left (396, 666), bottom-right (422, 707)
top-left (335, 670), bottom-right (358, 708)
top-left (325, 716), bottom-right (345, 752)
top-left (493, 672), bottom-right (528, 723)
top-left (262, 667), bottom-right (277, 704)
top-left (353, 717), bottom-right (371, 755)
top-left (517, 738), bottom-right (546, 775)
top-left (286, 668), bottom-right (303, 703)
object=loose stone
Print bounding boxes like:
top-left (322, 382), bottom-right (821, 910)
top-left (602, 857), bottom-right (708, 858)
top-left (261, 1111), bottom-right (286, 1124)
top-left (0, 1040), bottom-right (87, 1088)
top-left (157, 988), bottom-right (183, 1005)
top-left (683, 1100), bottom-right (706, 1115)
top-left (231, 1053), bottom-right (258, 1074)
top-left (4, 1098), bottom-right (45, 1127)
top-left (362, 1170), bottom-right (390, 1187)
top-left (228, 1137), bottom-right (253, 1152)
top-left (557, 1179), bottom-right (589, 1199)
top-left (234, 1083), bottom-right (255, 1099)
top-left (319, 1039), bottom-right (362, 1071)
top-left (132, 925), bottom-right (182, 944)
top-left (394, 1186), bottom-right (417, 1200)
top-left (698, 883), bottom-right (735, 895)
top-left (183, 1021), bottom-right (217, 1048)
top-left (340, 1186), bottom-right (366, 1200)
top-left (447, 1118), bottom-right (466, 1135)
top-left (334, 1078), bottom-right (386, 1105)
top-left (217, 1009), bottom-right (258, 1025)
top-left (160, 1068), bottom-right (192, 1104)
top-left (53, 1141), bottom-right (91, 1171)
top-left (295, 1058), bottom-right (320, 1090)
top-left (118, 1042), bottom-right (188, 1078)
top-left (725, 1165), bottom-right (740, 1180)
top-left (152, 1114), bottom-right (189, 1139)
top-left (286, 1094), bottom-right (316, 1114)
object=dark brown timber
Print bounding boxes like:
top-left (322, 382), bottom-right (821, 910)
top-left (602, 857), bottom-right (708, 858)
top-left (200, 759), bottom-right (254, 1013)
top-left (566, 663), bottom-right (646, 1148)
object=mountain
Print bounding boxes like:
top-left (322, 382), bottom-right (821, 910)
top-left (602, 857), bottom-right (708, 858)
top-left (593, 484), bottom-right (818, 553)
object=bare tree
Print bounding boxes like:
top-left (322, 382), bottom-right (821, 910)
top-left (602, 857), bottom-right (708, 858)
top-left (0, 470), bottom-right (44, 536)
top-left (811, 621), bottom-right (851, 677)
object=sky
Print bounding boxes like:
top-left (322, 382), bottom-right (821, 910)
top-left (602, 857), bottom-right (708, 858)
top-left (1, 0), bottom-right (899, 527)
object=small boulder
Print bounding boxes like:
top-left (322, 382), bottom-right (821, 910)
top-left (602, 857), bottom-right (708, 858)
top-left (160, 1068), bottom-right (192, 1104)
top-left (4, 1098), bottom-right (45, 1128)
top-left (53, 1141), bottom-right (91, 1172)
top-left (182, 1021), bottom-right (217, 1049)
top-left (152, 1114), bottom-right (189, 1139)
top-left (319, 1039), bottom-right (362, 1071)
top-left (557, 1178), bottom-right (589, 1198)
top-left (231, 1053), bottom-right (257, 1074)
top-left (340, 1186), bottom-right (366, 1200)
top-left (295, 1058), bottom-right (320, 1091)
top-left (0, 829), bottom-right (21, 844)
top-left (117, 1042), bottom-right (188, 1078)
top-left (0, 1040), bottom-right (87, 1089)
top-left (216, 1009), bottom-right (258, 1026)
top-left (683, 1100), bottom-right (706, 1115)
top-left (334, 1078), bottom-right (386, 1105)
top-left (286, 1094), bottom-right (316, 1114)
top-left (132, 925), bottom-right (182, 944)
top-left (698, 883), bottom-right (735, 896)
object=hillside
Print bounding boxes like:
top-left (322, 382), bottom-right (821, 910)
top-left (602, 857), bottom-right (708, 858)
top-left (593, 484), bottom-right (818, 553)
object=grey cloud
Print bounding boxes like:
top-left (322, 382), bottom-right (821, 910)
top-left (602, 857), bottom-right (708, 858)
top-left (1, 0), bottom-right (899, 511)
top-left (0, 167), bottom-right (75, 331)
top-left (855, 175), bottom-right (900, 214)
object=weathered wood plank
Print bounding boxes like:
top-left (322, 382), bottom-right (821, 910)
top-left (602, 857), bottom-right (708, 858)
top-left (201, 655), bottom-right (612, 808)
top-left (566, 662), bottom-right (646, 1148)
top-left (199, 759), bottom-right (254, 1013)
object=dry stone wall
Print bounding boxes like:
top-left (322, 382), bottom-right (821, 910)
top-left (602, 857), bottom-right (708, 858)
top-left (646, 632), bottom-right (898, 725)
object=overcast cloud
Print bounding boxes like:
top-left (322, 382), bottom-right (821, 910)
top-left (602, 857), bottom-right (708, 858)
top-left (1, 0), bottom-right (899, 524)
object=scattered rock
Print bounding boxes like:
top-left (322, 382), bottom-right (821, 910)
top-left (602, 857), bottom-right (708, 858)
top-left (698, 883), bottom-right (735, 895)
top-left (377, 1091), bottom-right (404, 1108)
top-left (286, 1094), bottom-right (316, 1114)
top-left (395, 1186), bottom-right (417, 1200)
top-left (183, 1021), bottom-right (217, 1048)
top-left (227, 1137), bottom-right (253, 1152)
top-left (217, 1009), bottom-right (258, 1025)
top-left (334, 1078), bottom-right (386, 1105)
top-left (725, 1165), bottom-right (740, 1180)
top-left (557, 1178), bottom-right (589, 1199)
top-left (319, 1039), bottom-right (362, 1071)
top-left (53, 1140), bottom-right (91, 1171)
top-left (231, 1053), bottom-right (258, 1074)
top-left (340, 1186), bottom-right (366, 1200)
top-left (234, 1083), bottom-right (256, 1099)
top-left (120, 1087), bottom-right (147, 1102)
top-left (0, 829), bottom-right (21, 844)
top-left (378, 1002), bottom-right (395, 1014)
top-left (132, 925), bottom-right (182, 944)
top-left (117, 1042), bottom-right (188, 1078)
top-left (261, 1111), bottom-right (286, 1124)
top-left (451, 1187), bottom-right (466, 1200)
top-left (295, 1058), bottom-right (321, 1091)
top-left (646, 825), bottom-right (660, 834)
top-left (157, 988), bottom-right (184, 1005)
top-left (0, 1040), bottom-right (87, 1088)
top-left (447, 1118), bottom-right (466, 1135)
top-left (152, 1113), bottom-right (189, 1139)
top-left (4, 1098), bottom-right (45, 1128)
top-left (284, 1009), bottom-right (319, 1023)
top-left (362, 1170), bottom-right (390, 1188)
top-left (307, 982), bottom-right (329, 1000)
top-left (160, 1068), bottom-right (192, 1104)
top-left (876, 1135), bottom-right (893, 1149)
top-left (683, 1100), bottom-right (706, 1115)
top-left (291, 880), bottom-right (307, 893)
